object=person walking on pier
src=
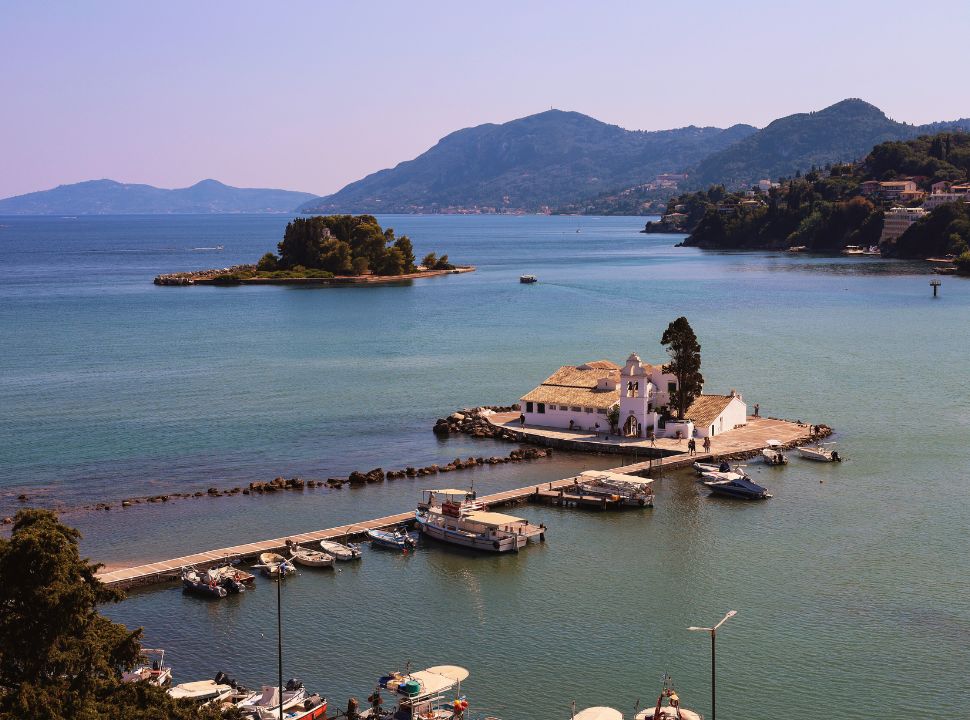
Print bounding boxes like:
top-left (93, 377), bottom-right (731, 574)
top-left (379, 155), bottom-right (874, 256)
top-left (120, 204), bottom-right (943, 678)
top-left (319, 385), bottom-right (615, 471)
top-left (687, 438), bottom-right (696, 456)
top-left (703, 436), bottom-right (711, 453)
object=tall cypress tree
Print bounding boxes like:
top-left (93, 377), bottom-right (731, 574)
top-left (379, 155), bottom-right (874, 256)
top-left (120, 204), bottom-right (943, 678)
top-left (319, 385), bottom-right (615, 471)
top-left (660, 317), bottom-right (704, 418)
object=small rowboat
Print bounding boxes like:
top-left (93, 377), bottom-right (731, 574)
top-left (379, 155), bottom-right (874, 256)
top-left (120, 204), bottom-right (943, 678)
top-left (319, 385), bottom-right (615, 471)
top-left (367, 528), bottom-right (417, 551)
top-left (692, 461), bottom-right (720, 475)
top-left (319, 539), bottom-right (362, 561)
top-left (289, 547), bottom-right (334, 568)
top-left (256, 552), bottom-right (295, 577)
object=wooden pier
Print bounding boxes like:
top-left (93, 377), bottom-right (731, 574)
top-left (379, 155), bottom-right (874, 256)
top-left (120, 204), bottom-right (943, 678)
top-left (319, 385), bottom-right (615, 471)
top-left (96, 415), bottom-right (822, 590)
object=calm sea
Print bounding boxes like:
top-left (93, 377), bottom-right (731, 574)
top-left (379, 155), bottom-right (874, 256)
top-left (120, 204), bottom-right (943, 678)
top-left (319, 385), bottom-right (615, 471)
top-left (1, 214), bottom-right (968, 718)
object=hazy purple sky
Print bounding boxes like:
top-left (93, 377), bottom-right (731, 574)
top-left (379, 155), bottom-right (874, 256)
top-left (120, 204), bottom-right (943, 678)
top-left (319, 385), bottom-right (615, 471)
top-left (2, 1), bottom-right (968, 199)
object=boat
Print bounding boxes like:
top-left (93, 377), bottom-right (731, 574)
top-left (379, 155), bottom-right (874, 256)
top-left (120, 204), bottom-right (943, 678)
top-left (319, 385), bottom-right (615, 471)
top-left (566, 470), bottom-right (655, 507)
top-left (704, 475), bottom-right (772, 500)
top-left (359, 664), bottom-right (469, 720)
top-left (862, 245), bottom-right (882, 256)
top-left (319, 538), bottom-right (362, 561)
top-left (206, 562), bottom-right (255, 593)
top-left (573, 707), bottom-right (624, 720)
top-left (414, 489), bottom-right (546, 552)
top-left (519, 274), bottom-right (538, 283)
top-left (367, 528), bottom-right (418, 551)
top-left (797, 442), bottom-right (842, 462)
top-left (698, 461), bottom-right (747, 483)
top-left (267, 693), bottom-right (328, 720)
top-left (787, 245), bottom-right (807, 253)
top-left (167, 678), bottom-right (235, 706)
top-left (761, 439), bottom-right (788, 466)
top-left (841, 245), bottom-right (865, 255)
top-left (181, 566), bottom-right (228, 598)
top-left (633, 675), bottom-right (701, 720)
top-left (235, 680), bottom-right (308, 718)
top-left (255, 552), bottom-right (296, 577)
top-left (288, 544), bottom-right (334, 568)
top-left (121, 648), bottom-right (173, 686)
top-left (692, 461), bottom-right (721, 476)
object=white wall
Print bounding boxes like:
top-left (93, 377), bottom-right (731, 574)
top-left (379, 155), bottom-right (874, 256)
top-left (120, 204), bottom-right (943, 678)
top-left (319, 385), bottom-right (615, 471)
top-left (522, 403), bottom-right (610, 431)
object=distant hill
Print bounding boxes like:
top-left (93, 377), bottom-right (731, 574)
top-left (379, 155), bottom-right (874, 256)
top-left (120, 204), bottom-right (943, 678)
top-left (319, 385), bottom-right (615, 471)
top-left (300, 110), bottom-right (757, 213)
top-left (0, 179), bottom-right (318, 215)
top-left (689, 99), bottom-right (970, 189)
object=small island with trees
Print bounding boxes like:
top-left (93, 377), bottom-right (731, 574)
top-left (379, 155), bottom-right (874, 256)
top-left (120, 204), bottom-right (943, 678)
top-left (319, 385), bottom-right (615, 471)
top-left (155, 214), bottom-right (473, 286)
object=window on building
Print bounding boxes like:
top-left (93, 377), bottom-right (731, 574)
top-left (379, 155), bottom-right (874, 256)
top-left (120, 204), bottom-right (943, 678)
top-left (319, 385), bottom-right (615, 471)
top-left (537, 403), bottom-right (545, 414)
top-left (548, 404), bottom-right (556, 410)
top-left (570, 406), bottom-right (581, 412)
top-left (526, 402), bottom-right (534, 413)
top-left (584, 407), bottom-right (593, 413)
top-left (596, 409), bottom-right (607, 415)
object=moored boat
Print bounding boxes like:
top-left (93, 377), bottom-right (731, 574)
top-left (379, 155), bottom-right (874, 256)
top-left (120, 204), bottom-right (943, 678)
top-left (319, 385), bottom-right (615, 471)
top-left (633, 677), bottom-right (701, 720)
top-left (692, 461), bottom-right (721, 475)
top-left (761, 439), bottom-right (788, 466)
top-left (182, 566), bottom-right (228, 598)
top-left (573, 707), bottom-right (624, 720)
top-left (288, 544), bottom-right (334, 568)
top-left (235, 680), bottom-right (308, 718)
top-left (122, 648), bottom-right (173, 686)
top-left (567, 470), bottom-right (655, 508)
top-left (703, 473), bottom-right (772, 500)
top-left (167, 678), bottom-right (235, 706)
top-left (206, 562), bottom-right (255, 593)
top-left (414, 489), bottom-right (546, 552)
top-left (841, 245), bottom-right (865, 255)
top-left (256, 552), bottom-right (295, 577)
top-left (359, 665), bottom-right (469, 720)
top-left (319, 538), bottom-right (362, 561)
top-left (367, 528), bottom-right (418, 551)
top-left (797, 442), bottom-right (841, 462)
top-left (520, 274), bottom-right (538, 283)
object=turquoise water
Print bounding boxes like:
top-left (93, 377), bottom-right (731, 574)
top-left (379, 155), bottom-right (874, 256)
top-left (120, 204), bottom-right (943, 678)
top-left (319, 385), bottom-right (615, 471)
top-left (1, 215), bottom-right (969, 718)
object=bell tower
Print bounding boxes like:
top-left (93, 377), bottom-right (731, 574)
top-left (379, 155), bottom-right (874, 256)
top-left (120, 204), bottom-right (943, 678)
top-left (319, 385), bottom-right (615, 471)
top-left (619, 352), bottom-right (652, 437)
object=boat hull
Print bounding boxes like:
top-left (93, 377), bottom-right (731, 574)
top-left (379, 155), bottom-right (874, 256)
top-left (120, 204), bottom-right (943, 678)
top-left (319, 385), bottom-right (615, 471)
top-left (416, 517), bottom-right (526, 552)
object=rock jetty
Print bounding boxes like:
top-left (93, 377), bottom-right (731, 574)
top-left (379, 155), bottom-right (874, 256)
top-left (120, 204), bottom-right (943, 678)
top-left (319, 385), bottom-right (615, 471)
top-left (432, 405), bottom-right (521, 441)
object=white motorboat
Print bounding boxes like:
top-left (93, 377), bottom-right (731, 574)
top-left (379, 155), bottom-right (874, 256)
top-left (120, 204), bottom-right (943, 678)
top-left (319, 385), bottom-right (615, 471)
top-left (519, 274), bottom-right (538, 283)
top-left (841, 245), bottom-right (865, 255)
top-left (122, 648), bottom-right (173, 686)
top-left (692, 461), bottom-right (720, 475)
top-left (414, 489), bottom-right (546, 552)
top-left (761, 439), bottom-right (788, 466)
top-left (319, 538), bottom-right (362, 561)
top-left (359, 665), bottom-right (469, 720)
top-left (569, 470), bottom-right (654, 507)
top-left (797, 442), bottom-right (841, 462)
top-left (288, 545), bottom-right (334, 568)
top-left (235, 680), bottom-right (308, 717)
top-left (167, 679), bottom-right (235, 706)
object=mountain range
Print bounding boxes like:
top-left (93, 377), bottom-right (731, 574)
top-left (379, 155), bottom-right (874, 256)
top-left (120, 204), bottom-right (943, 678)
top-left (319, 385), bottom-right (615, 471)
top-left (5, 100), bottom-right (970, 216)
top-left (0, 179), bottom-right (317, 215)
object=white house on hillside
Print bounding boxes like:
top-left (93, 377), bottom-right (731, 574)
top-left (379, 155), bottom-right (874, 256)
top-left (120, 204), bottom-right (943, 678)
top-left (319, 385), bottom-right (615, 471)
top-left (520, 352), bottom-right (747, 439)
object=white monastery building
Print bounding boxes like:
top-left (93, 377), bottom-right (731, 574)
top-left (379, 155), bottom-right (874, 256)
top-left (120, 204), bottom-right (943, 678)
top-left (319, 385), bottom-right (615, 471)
top-left (520, 353), bottom-right (747, 439)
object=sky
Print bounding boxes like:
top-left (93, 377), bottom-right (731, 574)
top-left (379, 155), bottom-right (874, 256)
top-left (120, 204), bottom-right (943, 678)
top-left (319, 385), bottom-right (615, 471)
top-left (1, 0), bottom-right (968, 199)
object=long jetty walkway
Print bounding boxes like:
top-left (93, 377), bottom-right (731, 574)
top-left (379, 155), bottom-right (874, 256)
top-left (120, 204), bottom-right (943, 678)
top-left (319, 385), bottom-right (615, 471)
top-left (96, 415), bottom-right (821, 590)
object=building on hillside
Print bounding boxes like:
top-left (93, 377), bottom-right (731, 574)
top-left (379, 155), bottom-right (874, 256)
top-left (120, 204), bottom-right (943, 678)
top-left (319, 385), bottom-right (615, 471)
top-left (519, 353), bottom-right (747, 439)
top-left (880, 206), bottom-right (928, 244)
top-left (861, 180), bottom-right (919, 202)
top-left (931, 181), bottom-right (951, 194)
top-left (951, 183), bottom-right (970, 195)
top-left (923, 192), bottom-right (970, 210)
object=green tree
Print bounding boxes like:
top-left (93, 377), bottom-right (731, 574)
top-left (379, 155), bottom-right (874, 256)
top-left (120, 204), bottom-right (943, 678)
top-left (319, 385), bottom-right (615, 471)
top-left (433, 254), bottom-right (452, 270)
top-left (393, 236), bottom-right (416, 273)
top-left (660, 317), bottom-right (704, 419)
top-left (374, 247), bottom-right (405, 276)
top-left (0, 510), bottom-right (226, 720)
top-left (256, 252), bottom-right (279, 272)
top-left (421, 252), bottom-right (437, 269)
top-left (351, 256), bottom-right (370, 276)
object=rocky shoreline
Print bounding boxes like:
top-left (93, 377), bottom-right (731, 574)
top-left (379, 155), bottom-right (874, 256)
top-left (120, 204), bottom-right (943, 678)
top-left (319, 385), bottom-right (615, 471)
top-left (153, 265), bottom-right (475, 286)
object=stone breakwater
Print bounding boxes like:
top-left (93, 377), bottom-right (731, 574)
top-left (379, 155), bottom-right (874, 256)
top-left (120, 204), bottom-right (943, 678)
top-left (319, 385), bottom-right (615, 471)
top-left (432, 406), bottom-right (522, 441)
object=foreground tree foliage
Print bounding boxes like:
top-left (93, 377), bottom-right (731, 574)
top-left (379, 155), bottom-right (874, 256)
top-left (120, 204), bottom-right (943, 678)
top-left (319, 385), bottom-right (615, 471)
top-left (256, 214), bottom-right (452, 277)
top-left (0, 510), bottom-right (229, 720)
top-left (661, 317), bottom-right (704, 419)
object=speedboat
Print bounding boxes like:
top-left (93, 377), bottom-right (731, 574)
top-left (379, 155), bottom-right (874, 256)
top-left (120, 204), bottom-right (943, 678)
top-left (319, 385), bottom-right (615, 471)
top-left (761, 439), bottom-right (788, 466)
top-left (841, 245), bottom-right (865, 255)
top-left (256, 552), bottom-right (296, 577)
top-left (288, 545), bottom-right (334, 569)
top-left (568, 471), bottom-right (654, 508)
top-left (319, 539), bottom-right (362, 561)
top-left (181, 566), bottom-right (228, 598)
top-left (235, 680), bottom-right (308, 718)
top-left (359, 665), bottom-right (469, 720)
top-left (704, 474), bottom-right (772, 500)
top-left (797, 443), bottom-right (841, 462)
top-left (692, 461), bottom-right (720, 475)
top-left (122, 648), bottom-right (173, 686)
top-left (519, 274), bottom-right (538, 283)
top-left (415, 489), bottom-right (546, 552)
top-left (251, 693), bottom-right (328, 720)
top-left (367, 528), bottom-right (418, 551)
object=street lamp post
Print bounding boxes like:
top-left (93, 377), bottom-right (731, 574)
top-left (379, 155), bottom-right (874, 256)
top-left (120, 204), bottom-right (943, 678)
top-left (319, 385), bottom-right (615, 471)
top-left (687, 610), bottom-right (736, 720)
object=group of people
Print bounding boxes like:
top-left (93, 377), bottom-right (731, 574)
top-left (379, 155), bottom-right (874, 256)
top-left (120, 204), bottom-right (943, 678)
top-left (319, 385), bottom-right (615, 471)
top-left (686, 435), bottom-right (712, 455)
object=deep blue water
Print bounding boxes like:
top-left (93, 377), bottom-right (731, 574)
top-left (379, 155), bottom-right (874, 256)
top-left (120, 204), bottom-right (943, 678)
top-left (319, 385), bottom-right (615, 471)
top-left (2, 214), bottom-right (969, 719)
